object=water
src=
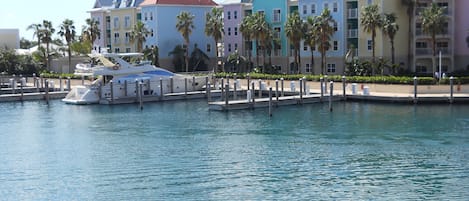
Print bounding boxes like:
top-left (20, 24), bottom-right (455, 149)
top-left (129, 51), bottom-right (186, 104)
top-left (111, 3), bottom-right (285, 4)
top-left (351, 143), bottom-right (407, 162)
top-left (0, 100), bottom-right (468, 200)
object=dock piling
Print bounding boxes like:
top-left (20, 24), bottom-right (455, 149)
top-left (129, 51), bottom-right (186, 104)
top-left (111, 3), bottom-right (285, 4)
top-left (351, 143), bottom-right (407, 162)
top-left (329, 81), bottom-right (333, 112)
top-left (450, 76), bottom-right (454, 103)
top-left (225, 83), bottom-right (229, 108)
top-left (320, 77), bottom-right (324, 101)
top-left (139, 81), bottom-right (143, 110)
top-left (258, 79), bottom-right (262, 98)
top-left (110, 80), bottom-right (114, 103)
top-left (342, 76), bottom-right (346, 100)
top-left (281, 78), bottom-right (284, 97)
top-left (124, 80), bottom-right (128, 97)
top-left (269, 87), bottom-right (273, 117)
top-left (67, 77), bottom-right (71, 91)
top-left (299, 79), bottom-right (303, 104)
top-left (233, 81), bottom-right (237, 100)
top-left (413, 76), bottom-right (418, 104)
top-left (247, 74), bottom-right (250, 90)
top-left (192, 76), bottom-right (196, 91)
top-left (59, 76), bottom-right (63, 91)
top-left (159, 78), bottom-right (163, 100)
top-left (275, 80), bottom-right (279, 104)
top-left (45, 79), bottom-right (49, 105)
top-left (184, 78), bottom-right (188, 97)
top-left (207, 82), bottom-right (212, 102)
top-left (170, 76), bottom-right (174, 93)
top-left (221, 78), bottom-right (224, 101)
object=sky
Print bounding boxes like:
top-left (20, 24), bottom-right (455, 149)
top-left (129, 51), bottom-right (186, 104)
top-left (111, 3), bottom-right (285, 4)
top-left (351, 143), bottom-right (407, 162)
top-left (0, 0), bottom-right (224, 42)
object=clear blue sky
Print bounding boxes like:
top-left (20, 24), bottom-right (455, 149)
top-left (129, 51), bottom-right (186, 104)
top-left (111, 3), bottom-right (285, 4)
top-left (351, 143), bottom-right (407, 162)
top-left (0, 0), bottom-right (223, 42)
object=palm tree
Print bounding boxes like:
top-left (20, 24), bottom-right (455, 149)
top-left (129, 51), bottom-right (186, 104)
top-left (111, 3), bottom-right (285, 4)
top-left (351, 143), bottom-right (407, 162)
top-left (285, 11), bottom-right (305, 74)
top-left (130, 21), bottom-right (150, 52)
top-left (361, 4), bottom-right (383, 75)
top-left (251, 12), bottom-right (269, 71)
top-left (169, 45), bottom-right (186, 72)
top-left (27, 23), bottom-right (43, 48)
top-left (316, 9), bottom-right (336, 75)
top-left (83, 18), bottom-right (101, 49)
top-left (305, 16), bottom-right (321, 75)
top-left (420, 2), bottom-right (447, 75)
top-left (382, 13), bottom-right (399, 66)
top-left (176, 11), bottom-right (195, 72)
top-left (58, 19), bottom-right (76, 71)
top-left (401, 0), bottom-right (418, 70)
top-left (239, 14), bottom-right (255, 72)
top-left (143, 46), bottom-right (160, 66)
top-left (41, 20), bottom-right (55, 70)
top-left (205, 7), bottom-right (224, 73)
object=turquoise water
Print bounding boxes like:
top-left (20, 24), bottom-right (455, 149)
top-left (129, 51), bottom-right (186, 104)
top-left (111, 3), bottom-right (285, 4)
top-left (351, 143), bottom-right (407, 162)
top-left (0, 100), bottom-right (468, 200)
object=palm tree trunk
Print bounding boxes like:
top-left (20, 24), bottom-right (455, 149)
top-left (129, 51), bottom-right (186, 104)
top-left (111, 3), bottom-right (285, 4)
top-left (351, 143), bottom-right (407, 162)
top-left (321, 51), bottom-right (325, 75)
top-left (185, 41), bottom-right (189, 72)
top-left (391, 39), bottom-right (395, 65)
top-left (214, 39), bottom-right (219, 73)
top-left (297, 48), bottom-right (301, 74)
top-left (310, 50), bottom-right (315, 75)
top-left (432, 33), bottom-right (436, 75)
top-left (68, 44), bottom-right (72, 71)
top-left (46, 42), bottom-right (50, 70)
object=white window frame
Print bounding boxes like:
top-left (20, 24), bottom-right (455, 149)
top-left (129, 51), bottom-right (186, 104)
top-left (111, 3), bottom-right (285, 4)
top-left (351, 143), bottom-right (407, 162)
top-left (333, 2), bottom-right (338, 12)
top-left (113, 17), bottom-right (120, 29)
top-left (311, 4), bottom-right (316, 14)
top-left (303, 5), bottom-right (307, 15)
top-left (333, 40), bottom-right (338, 51)
top-left (124, 15), bottom-right (131, 29)
top-left (273, 9), bottom-right (281, 23)
top-left (367, 39), bottom-right (372, 51)
top-left (327, 63), bottom-right (336, 73)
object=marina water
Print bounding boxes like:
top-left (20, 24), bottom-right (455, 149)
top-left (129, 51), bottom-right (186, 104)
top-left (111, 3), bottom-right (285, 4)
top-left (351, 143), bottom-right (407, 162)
top-left (0, 100), bottom-right (468, 200)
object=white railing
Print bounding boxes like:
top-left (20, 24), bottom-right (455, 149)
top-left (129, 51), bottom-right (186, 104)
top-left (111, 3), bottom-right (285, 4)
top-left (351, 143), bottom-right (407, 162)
top-left (348, 29), bottom-right (358, 38)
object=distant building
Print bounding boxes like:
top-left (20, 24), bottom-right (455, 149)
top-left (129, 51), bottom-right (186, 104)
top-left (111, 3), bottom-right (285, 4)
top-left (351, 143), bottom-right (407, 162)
top-left (454, 0), bottom-right (469, 72)
top-left (140, 0), bottom-right (218, 70)
top-left (221, 0), bottom-right (252, 59)
top-left (0, 29), bottom-right (20, 49)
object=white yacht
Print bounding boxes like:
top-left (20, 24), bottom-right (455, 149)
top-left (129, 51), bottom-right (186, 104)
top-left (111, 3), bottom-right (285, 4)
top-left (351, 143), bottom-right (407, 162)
top-left (62, 52), bottom-right (207, 104)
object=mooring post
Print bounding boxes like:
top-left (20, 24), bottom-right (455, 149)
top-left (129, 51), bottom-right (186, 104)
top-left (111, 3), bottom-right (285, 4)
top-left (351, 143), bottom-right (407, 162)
top-left (247, 74), bottom-right (250, 90)
top-left (110, 80), bottom-right (114, 103)
top-left (320, 77), bottom-right (324, 101)
top-left (45, 79), bottom-right (49, 105)
top-left (450, 76), bottom-right (454, 104)
top-left (280, 78), bottom-right (284, 97)
top-left (135, 80), bottom-right (139, 102)
top-left (36, 78), bottom-right (40, 92)
top-left (303, 77), bottom-right (307, 95)
top-left (299, 78), bottom-right (303, 104)
top-left (159, 78), bottom-right (163, 100)
top-left (32, 73), bottom-right (36, 87)
top-left (40, 74), bottom-right (44, 89)
top-left (258, 79), bottom-right (262, 98)
top-left (139, 81), bottom-right (144, 110)
top-left (67, 77), bottom-right (71, 91)
top-left (342, 76), bottom-right (346, 100)
top-left (192, 76), bottom-right (196, 91)
top-left (170, 76), bottom-right (174, 93)
top-left (329, 81), bottom-right (334, 112)
top-left (20, 78), bottom-right (24, 101)
top-left (207, 82), bottom-right (212, 102)
top-left (225, 83), bottom-right (229, 108)
top-left (269, 87), bottom-right (273, 117)
top-left (221, 78), bottom-right (224, 101)
top-left (147, 79), bottom-right (151, 94)
top-left (251, 81), bottom-right (255, 108)
top-left (275, 79), bottom-right (279, 103)
top-left (81, 75), bottom-right (85, 85)
top-left (233, 81), bottom-right (237, 100)
top-left (413, 76), bottom-right (418, 104)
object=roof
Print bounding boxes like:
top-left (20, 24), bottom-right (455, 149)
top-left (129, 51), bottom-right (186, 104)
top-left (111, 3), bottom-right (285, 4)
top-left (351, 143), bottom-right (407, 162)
top-left (93, 0), bottom-right (118, 8)
top-left (93, 0), bottom-right (144, 9)
top-left (140, 0), bottom-right (218, 7)
top-left (220, 0), bottom-right (251, 5)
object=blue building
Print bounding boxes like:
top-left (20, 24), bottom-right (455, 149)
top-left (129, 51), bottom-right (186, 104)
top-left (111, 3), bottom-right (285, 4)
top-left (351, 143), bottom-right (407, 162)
top-left (299, 0), bottom-right (346, 74)
top-left (140, 0), bottom-right (218, 71)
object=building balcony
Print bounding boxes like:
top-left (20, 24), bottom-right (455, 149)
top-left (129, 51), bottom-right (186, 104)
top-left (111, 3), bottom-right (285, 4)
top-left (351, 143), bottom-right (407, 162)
top-left (415, 28), bottom-right (451, 38)
top-left (415, 48), bottom-right (452, 56)
top-left (347, 8), bottom-right (358, 19)
top-left (348, 29), bottom-right (358, 38)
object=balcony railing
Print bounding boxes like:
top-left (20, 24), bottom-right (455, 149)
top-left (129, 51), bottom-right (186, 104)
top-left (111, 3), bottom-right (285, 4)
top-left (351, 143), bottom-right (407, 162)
top-left (348, 29), bottom-right (358, 38)
top-left (415, 28), bottom-right (450, 37)
top-left (348, 8), bottom-right (358, 19)
top-left (416, 48), bottom-right (452, 55)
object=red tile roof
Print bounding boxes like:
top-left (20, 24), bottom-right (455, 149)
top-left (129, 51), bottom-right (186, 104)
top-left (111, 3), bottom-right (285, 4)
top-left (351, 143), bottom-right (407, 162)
top-left (140, 0), bottom-right (218, 6)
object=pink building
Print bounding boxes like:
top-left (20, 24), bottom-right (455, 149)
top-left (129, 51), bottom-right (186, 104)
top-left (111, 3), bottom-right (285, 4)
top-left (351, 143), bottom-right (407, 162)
top-left (454, 0), bottom-right (469, 71)
top-left (221, 0), bottom-right (252, 69)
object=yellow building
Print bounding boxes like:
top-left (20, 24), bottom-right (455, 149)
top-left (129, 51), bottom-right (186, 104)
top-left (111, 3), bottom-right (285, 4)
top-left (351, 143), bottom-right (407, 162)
top-left (108, 1), bottom-right (143, 53)
top-left (352, 0), bottom-right (409, 70)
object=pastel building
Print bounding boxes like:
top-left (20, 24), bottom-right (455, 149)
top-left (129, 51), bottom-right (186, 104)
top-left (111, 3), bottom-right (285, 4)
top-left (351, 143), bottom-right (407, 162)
top-left (252, 0), bottom-right (298, 73)
top-left (90, 0), bottom-right (144, 53)
top-left (299, 0), bottom-right (346, 74)
top-left (0, 29), bottom-right (19, 49)
top-left (221, 0), bottom-right (252, 59)
top-left (454, 0), bottom-right (469, 71)
top-left (140, 0), bottom-right (218, 71)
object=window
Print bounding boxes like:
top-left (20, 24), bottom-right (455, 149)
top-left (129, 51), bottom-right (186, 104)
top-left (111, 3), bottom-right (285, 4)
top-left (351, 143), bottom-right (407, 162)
top-left (273, 9), bottom-right (281, 22)
top-left (228, 27), bottom-right (231, 36)
top-left (150, 12), bottom-right (153, 20)
top-left (305, 63), bottom-right (311, 73)
top-left (126, 48), bottom-right (131, 53)
top-left (151, 29), bottom-right (154, 37)
top-left (324, 3), bottom-right (329, 10)
top-left (303, 5), bottom-right (307, 15)
top-left (234, 27), bottom-right (238, 36)
top-left (125, 32), bottom-right (130, 44)
top-left (234, 11), bottom-right (238, 19)
top-left (311, 4), bottom-right (316, 14)
top-left (333, 2), bottom-right (338, 12)
top-left (367, 40), bottom-right (372, 50)
top-left (333, 21), bottom-right (338, 31)
top-left (303, 41), bottom-right (308, 51)
top-left (115, 48), bottom-right (120, 53)
top-left (228, 11), bottom-right (231, 20)
top-left (144, 12), bottom-right (148, 21)
top-left (258, 10), bottom-right (265, 15)
top-left (367, 0), bottom-right (372, 5)
top-left (333, 41), bottom-right (338, 51)
top-left (234, 43), bottom-right (238, 50)
top-left (327, 63), bottom-right (336, 73)
top-left (113, 17), bottom-right (119, 29)
top-left (114, 32), bottom-right (120, 44)
top-left (416, 41), bottom-right (427, 48)
top-left (124, 16), bottom-right (130, 28)
top-left (228, 43), bottom-right (232, 52)
top-left (206, 44), bottom-right (211, 52)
